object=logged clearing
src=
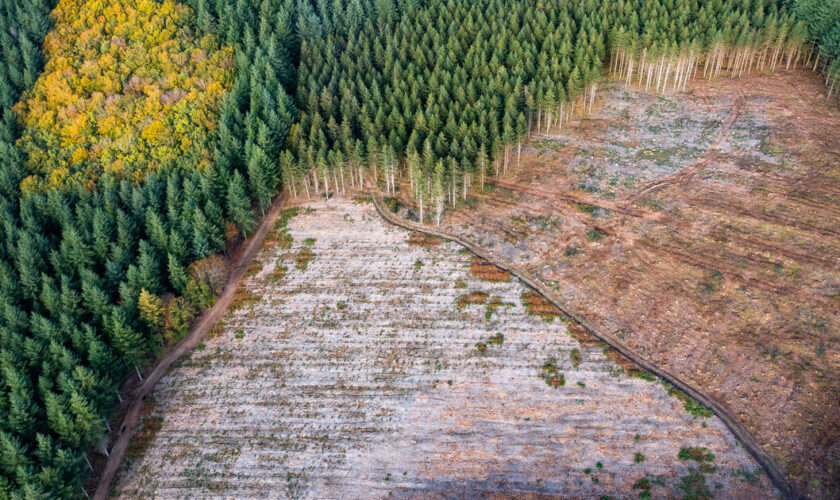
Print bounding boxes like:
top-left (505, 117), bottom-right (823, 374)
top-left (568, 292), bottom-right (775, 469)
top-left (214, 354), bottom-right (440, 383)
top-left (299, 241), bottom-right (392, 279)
top-left (437, 71), bottom-right (840, 495)
top-left (113, 199), bottom-right (772, 498)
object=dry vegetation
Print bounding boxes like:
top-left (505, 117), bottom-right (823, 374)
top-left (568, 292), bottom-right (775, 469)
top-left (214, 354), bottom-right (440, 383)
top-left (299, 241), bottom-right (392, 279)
top-left (439, 70), bottom-right (840, 496)
top-left (113, 200), bottom-right (772, 498)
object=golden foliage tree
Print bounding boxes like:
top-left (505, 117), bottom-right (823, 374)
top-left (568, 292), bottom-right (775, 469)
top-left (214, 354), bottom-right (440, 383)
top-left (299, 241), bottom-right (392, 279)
top-left (14, 0), bottom-right (235, 192)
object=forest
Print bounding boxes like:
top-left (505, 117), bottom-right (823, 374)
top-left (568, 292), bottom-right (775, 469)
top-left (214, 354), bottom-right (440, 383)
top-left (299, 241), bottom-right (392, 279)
top-left (0, 0), bottom-right (838, 497)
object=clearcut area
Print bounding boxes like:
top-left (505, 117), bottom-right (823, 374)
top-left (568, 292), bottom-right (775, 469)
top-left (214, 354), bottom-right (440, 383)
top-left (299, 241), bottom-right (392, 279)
top-left (113, 199), bottom-right (773, 498)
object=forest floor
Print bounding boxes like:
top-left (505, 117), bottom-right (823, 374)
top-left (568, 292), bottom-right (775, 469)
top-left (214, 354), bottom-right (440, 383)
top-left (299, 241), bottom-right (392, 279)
top-left (112, 199), bottom-right (773, 498)
top-left (434, 70), bottom-right (840, 496)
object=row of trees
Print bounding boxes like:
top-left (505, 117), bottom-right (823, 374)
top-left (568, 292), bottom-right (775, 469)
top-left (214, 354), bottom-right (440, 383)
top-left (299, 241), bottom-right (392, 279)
top-left (794, 0), bottom-right (840, 98)
top-left (289, 0), bottom-right (801, 225)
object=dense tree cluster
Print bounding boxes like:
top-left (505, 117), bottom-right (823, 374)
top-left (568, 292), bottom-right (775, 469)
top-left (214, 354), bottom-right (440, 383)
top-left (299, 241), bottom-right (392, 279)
top-left (794, 0), bottom-right (840, 96)
top-left (14, 0), bottom-right (235, 192)
top-left (0, 0), bottom-right (313, 496)
top-left (291, 0), bottom-right (807, 224)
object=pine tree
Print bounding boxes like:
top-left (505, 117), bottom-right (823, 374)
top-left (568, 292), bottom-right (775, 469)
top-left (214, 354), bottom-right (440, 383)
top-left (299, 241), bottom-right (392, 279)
top-left (227, 171), bottom-right (257, 237)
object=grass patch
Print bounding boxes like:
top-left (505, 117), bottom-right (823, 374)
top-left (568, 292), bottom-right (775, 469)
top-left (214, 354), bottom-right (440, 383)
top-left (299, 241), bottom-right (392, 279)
top-left (234, 330), bottom-right (245, 340)
top-left (454, 280), bottom-right (467, 289)
top-left (469, 257), bottom-right (511, 282)
top-left (408, 231), bottom-right (444, 249)
top-left (575, 202), bottom-right (598, 215)
top-left (303, 238), bottom-right (316, 246)
top-left (245, 260), bottom-right (264, 278)
top-left (475, 333), bottom-right (505, 356)
top-left (633, 477), bottom-right (652, 498)
top-left (488, 333), bottom-right (504, 345)
top-left (264, 208), bottom-right (299, 249)
top-left (126, 397), bottom-right (162, 462)
top-left (640, 198), bottom-right (664, 211)
top-left (634, 452), bottom-right (646, 464)
top-left (539, 357), bottom-right (565, 388)
top-left (586, 228), bottom-right (604, 242)
top-left (663, 382), bottom-right (714, 418)
top-left (678, 447), bottom-right (715, 464)
top-left (295, 248), bottom-right (315, 271)
top-left (231, 287), bottom-right (260, 311)
top-left (570, 348), bottom-right (581, 367)
top-left (485, 296), bottom-right (511, 320)
top-left (522, 291), bottom-right (562, 321)
top-left (455, 291), bottom-right (489, 310)
top-left (268, 262), bottom-right (287, 282)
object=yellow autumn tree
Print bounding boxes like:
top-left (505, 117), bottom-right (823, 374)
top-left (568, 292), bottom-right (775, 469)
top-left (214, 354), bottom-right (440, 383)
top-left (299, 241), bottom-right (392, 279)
top-left (14, 0), bottom-right (235, 193)
top-left (137, 289), bottom-right (164, 331)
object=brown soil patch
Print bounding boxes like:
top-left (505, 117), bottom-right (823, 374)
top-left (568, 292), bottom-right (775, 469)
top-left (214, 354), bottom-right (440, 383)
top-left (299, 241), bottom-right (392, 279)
top-left (469, 256), bottom-right (512, 282)
top-left (125, 398), bottom-right (162, 462)
top-left (521, 291), bottom-right (562, 320)
top-left (230, 288), bottom-right (259, 311)
top-left (455, 290), bottom-right (489, 310)
top-left (294, 248), bottom-right (315, 270)
top-left (408, 231), bottom-right (444, 248)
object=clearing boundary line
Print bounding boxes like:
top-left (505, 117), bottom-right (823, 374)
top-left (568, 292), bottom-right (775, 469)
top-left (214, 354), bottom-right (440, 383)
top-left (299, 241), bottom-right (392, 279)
top-left (92, 194), bottom-right (288, 500)
top-left (370, 190), bottom-right (797, 500)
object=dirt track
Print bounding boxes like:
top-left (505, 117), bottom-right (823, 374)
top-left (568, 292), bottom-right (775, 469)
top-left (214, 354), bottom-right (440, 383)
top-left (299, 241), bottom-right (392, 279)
top-left (92, 194), bottom-right (287, 500)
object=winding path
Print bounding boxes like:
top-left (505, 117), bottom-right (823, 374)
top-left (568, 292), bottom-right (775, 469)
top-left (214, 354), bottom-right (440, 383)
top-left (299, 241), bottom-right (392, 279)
top-left (369, 191), bottom-right (796, 499)
top-left (93, 194), bottom-right (288, 500)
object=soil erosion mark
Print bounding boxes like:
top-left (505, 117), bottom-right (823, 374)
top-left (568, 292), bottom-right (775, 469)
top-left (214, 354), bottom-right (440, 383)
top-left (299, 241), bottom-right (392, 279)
top-left (370, 190), bottom-right (797, 499)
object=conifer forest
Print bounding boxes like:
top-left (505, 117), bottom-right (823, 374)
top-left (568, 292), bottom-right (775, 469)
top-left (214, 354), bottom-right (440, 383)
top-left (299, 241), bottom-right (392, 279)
top-left (0, 0), bottom-right (838, 497)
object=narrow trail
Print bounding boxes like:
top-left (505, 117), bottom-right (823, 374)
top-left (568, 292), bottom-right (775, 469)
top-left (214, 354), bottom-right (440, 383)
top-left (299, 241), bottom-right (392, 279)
top-left (92, 193), bottom-right (288, 500)
top-left (370, 191), bottom-right (797, 500)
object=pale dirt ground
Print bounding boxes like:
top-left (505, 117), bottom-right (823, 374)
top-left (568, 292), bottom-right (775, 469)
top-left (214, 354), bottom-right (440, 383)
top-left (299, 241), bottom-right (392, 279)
top-left (113, 199), bottom-right (773, 499)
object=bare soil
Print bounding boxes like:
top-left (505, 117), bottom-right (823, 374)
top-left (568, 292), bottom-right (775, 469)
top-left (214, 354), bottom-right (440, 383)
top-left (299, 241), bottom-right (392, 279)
top-left (437, 70), bottom-right (840, 497)
top-left (112, 199), bottom-right (773, 498)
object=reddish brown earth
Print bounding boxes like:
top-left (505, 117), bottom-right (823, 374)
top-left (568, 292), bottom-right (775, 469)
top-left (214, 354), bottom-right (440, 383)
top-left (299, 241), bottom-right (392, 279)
top-left (434, 71), bottom-right (840, 497)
